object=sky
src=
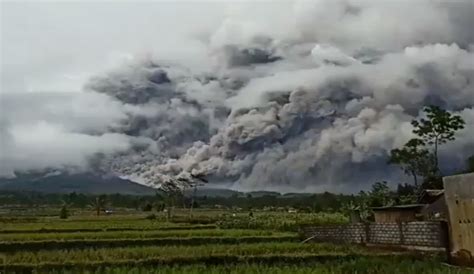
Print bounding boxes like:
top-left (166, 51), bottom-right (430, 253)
top-left (1, 0), bottom-right (474, 192)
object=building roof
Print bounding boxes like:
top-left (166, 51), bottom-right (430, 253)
top-left (371, 204), bottom-right (426, 211)
top-left (419, 189), bottom-right (445, 204)
top-left (422, 189), bottom-right (444, 197)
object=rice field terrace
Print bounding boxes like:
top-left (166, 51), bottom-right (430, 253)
top-left (0, 210), bottom-right (470, 273)
top-left (0, 229), bottom-right (294, 242)
top-left (0, 210), bottom-right (348, 232)
top-left (0, 217), bottom-right (182, 232)
top-left (37, 260), bottom-right (472, 274)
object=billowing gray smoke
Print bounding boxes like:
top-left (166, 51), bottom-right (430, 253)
top-left (3, 0), bottom-right (474, 192)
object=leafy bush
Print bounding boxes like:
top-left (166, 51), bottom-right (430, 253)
top-left (142, 203), bottom-right (153, 212)
top-left (145, 214), bottom-right (156, 220)
top-left (59, 206), bottom-right (69, 219)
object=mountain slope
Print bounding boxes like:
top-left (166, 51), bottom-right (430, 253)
top-left (0, 172), bottom-right (156, 195)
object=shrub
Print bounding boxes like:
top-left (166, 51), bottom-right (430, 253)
top-left (142, 203), bottom-right (153, 212)
top-left (145, 214), bottom-right (157, 220)
top-left (59, 206), bottom-right (69, 219)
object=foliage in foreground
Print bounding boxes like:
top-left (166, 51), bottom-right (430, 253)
top-left (0, 236), bottom-right (298, 252)
top-left (26, 258), bottom-right (471, 274)
top-left (4, 242), bottom-right (371, 264)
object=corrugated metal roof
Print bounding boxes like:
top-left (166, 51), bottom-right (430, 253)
top-left (418, 189), bottom-right (445, 204)
top-left (422, 189), bottom-right (445, 196)
top-left (371, 204), bottom-right (426, 211)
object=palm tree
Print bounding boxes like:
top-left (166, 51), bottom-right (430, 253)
top-left (176, 173), bottom-right (208, 217)
top-left (90, 195), bottom-right (108, 216)
top-left (159, 172), bottom-right (208, 220)
top-left (160, 180), bottom-right (181, 221)
top-left (188, 173), bottom-right (208, 217)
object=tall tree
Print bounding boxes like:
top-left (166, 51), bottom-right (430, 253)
top-left (176, 173), bottom-right (208, 217)
top-left (188, 173), bottom-right (208, 217)
top-left (159, 180), bottom-right (182, 221)
top-left (411, 105), bottom-right (465, 174)
top-left (389, 138), bottom-right (434, 187)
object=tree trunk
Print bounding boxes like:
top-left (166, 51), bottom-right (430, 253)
top-left (181, 188), bottom-right (187, 209)
top-left (96, 198), bottom-right (100, 216)
top-left (167, 206), bottom-right (172, 221)
top-left (189, 185), bottom-right (197, 218)
top-left (434, 136), bottom-right (439, 173)
top-left (166, 196), bottom-right (174, 221)
top-left (412, 170), bottom-right (418, 188)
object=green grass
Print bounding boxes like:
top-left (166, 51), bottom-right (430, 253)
top-left (216, 212), bottom-right (348, 231)
top-left (0, 224), bottom-right (217, 234)
top-left (0, 218), bottom-right (173, 232)
top-left (1, 210), bottom-right (467, 274)
top-left (0, 236), bottom-right (299, 252)
top-left (3, 242), bottom-right (376, 264)
top-left (0, 229), bottom-right (293, 242)
top-left (0, 211), bottom-right (348, 232)
top-left (32, 259), bottom-right (470, 274)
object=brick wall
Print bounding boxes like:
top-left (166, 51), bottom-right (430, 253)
top-left (402, 222), bottom-right (447, 247)
top-left (367, 223), bottom-right (400, 245)
top-left (302, 224), bottom-right (366, 244)
top-left (301, 221), bottom-right (447, 248)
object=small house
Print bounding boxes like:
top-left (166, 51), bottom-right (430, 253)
top-left (372, 204), bottom-right (425, 223)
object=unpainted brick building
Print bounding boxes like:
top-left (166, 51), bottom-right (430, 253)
top-left (444, 173), bottom-right (474, 267)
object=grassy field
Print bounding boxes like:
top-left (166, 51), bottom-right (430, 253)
top-left (0, 217), bottom-right (174, 232)
top-left (0, 210), bottom-right (348, 232)
top-left (0, 209), bottom-right (470, 273)
top-left (0, 229), bottom-right (294, 242)
top-left (38, 260), bottom-right (470, 274)
top-left (4, 242), bottom-right (385, 263)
